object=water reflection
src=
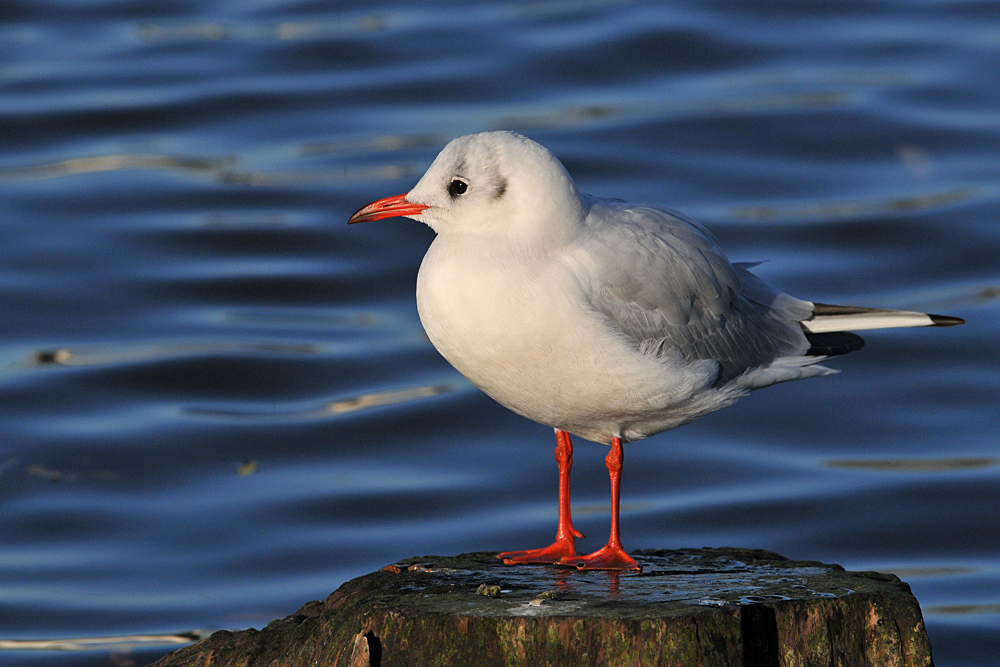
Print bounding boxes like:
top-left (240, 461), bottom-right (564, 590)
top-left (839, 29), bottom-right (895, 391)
top-left (0, 155), bottom-right (230, 181)
top-left (217, 309), bottom-right (384, 330)
top-left (877, 567), bottom-right (976, 578)
top-left (725, 187), bottom-right (980, 223)
top-left (31, 340), bottom-right (324, 369)
top-left (896, 144), bottom-right (934, 180)
top-left (496, 92), bottom-right (850, 131)
top-left (927, 604), bottom-right (1000, 616)
top-left (827, 458), bottom-right (997, 472)
top-left (183, 384), bottom-right (455, 420)
top-left (514, 0), bottom-right (636, 18)
top-left (325, 385), bottom-right (453, 416)
top-left (0, 631), bottom-right (206, 651)
top-left (135, 16), bottom-right (388, 42)
top-left (26, 463), bottom-right (120, 483)
top-left (0, 154), bottom-right (417, 185)
top-left (301, 134), bottom-right (448, 157)
top-left (877, 281), bottom-right (1000, 313)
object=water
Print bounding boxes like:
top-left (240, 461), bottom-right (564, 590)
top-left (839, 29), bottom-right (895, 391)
top-left (1, 1), bottom-right (998, 665)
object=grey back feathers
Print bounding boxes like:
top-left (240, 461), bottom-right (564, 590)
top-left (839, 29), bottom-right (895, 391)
top-left (575, 199), bottom-right (814, 385)
top-left (572, 197), bottom-right (964, 386)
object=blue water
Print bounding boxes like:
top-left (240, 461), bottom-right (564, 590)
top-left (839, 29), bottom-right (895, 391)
top-left (2, 1), bottom-right (998, 665)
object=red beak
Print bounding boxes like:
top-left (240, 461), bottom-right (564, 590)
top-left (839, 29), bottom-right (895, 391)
top-left (348, 193), bottom-right (429, 224)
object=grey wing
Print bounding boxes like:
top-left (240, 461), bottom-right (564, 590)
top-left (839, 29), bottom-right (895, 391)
top-left (576, 201), bottom-right (813, 385)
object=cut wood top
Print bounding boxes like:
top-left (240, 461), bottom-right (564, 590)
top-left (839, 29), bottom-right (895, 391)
top-left (373, 547), bottom-right (897, 618)
top-left (151, 548), bottom-right (933, 667)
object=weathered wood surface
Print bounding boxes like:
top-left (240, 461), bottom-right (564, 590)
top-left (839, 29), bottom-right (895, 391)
top-left (151, 548), bottom-right (933, 667)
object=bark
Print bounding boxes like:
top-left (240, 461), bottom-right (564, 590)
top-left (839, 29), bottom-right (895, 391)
top-left (151, 548), bottom-right (933, 667)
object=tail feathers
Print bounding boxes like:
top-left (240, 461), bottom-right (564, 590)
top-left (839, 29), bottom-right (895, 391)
top-left (803, 302), bottom-right (965, 334)
top-left (805, 330), bottom-right (865, 356)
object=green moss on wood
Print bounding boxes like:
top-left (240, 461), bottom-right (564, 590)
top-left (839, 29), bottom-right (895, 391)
top-left (150, 549), bottom-right (933, 667)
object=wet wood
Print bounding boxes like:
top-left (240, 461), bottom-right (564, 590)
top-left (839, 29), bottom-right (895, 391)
top-left (150, 548), bottom-right (933, 667)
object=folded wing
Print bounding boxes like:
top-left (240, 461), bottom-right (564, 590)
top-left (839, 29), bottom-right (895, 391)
top-left (575, 200), bottom-right (815, 385)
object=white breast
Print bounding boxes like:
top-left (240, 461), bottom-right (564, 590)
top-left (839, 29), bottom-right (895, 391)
top-left (415, 234), bottom-right (726, 443)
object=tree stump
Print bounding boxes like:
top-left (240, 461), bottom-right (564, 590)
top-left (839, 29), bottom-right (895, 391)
top-left (151, 548), bottom-right (933, 667)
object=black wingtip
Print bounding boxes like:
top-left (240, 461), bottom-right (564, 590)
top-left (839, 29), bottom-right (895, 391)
top-left (929, 314), bottom-right (966, 327)
top-left (805, 330), bottom-right (866, 357)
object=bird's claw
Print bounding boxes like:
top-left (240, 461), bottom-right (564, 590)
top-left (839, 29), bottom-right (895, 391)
top-left (497, 538), bottom-right (578, 565)
top-left (558, 544), bottom-right (640, 571)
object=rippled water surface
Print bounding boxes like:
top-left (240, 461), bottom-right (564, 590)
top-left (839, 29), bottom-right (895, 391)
top-left (2, 1), bottom-right (999, 665)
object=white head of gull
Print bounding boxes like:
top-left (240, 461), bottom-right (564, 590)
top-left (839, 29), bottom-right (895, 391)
top-left (349, 131), bottom-right (964, 571)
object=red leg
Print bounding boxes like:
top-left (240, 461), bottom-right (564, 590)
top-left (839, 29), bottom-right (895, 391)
top-left (498, 429), bottom-right (583, 564)
top-left (559, 437), bottom-right (640, 572)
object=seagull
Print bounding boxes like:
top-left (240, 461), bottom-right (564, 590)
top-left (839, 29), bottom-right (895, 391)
top-left (348, 131), bottom-right (965, 571)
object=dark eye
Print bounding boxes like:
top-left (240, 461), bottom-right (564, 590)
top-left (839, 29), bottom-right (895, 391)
top-left (448, 179), bottom-right (468, 196)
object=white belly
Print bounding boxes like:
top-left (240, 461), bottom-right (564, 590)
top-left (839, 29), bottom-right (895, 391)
top-left (415, 237), bottom-right (727, 443)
